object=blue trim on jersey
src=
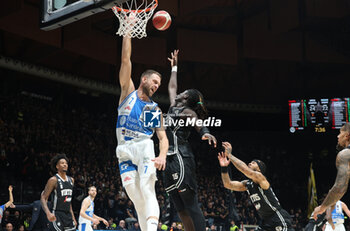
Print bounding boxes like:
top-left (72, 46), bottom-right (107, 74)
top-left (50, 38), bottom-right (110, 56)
top-left (119, 160), bottom-right (138, 174)
top-left (124, 137), bottom-right (133, 141)
top-left (85, 211), bottom-right (93, 217)
top-left (0, 204), bottom-right (5, 222)
top-left (81, 223), bottom-right (86, 231)
top-left (118, 91), bottom-right (136, 110)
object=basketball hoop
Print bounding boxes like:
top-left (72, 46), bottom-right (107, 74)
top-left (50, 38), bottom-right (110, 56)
top-left (112, 0), bottom-right (158, 39)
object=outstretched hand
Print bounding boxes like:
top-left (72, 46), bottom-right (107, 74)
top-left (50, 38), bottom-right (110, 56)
top-left (313, 206), bottom-right (326, 220)
top-left (218, 152), bottom-right (230, 167)
top-left (168, 50), bottom-right (179, 67)
top-left (202, 133), bottom-right (217, 147)
top-left (101, 219), bottom-right (109, 227)
top-left (222, 142), bottom-right (232, 156)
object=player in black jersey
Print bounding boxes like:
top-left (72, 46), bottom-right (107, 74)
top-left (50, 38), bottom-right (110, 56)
top-left (313, 123), bottom-right (350, 220)
top-left (164, 50), bottom-right (217, 231)
top-left (218, 142), bottom-right (293, 231)
top-left (40, 154), bottom-right (77, 231)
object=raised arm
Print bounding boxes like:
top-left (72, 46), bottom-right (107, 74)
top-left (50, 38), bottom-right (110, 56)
top-left (41, 177), bottom-right (57, 222)
top-left (119, 36), bottom-right (135, 105)
top-left (4, 185), bottom-right (13, 208)
top-left (313, 149), bottom-right (350, 219)
top-left (153, 110), bottom-right (169, 171)
top-left (222, 142), bottom-right (269, 190)
top-left (168, 50), bottom-right (179, 106)
top-left (218, 153), bottom-right (247, 191)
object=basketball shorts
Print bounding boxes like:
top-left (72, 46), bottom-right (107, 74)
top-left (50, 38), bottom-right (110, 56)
top-left (325, 223), bottom-right (345, 231)
top-left (163, 152), bottom-right (197, 193)
top-left (258, 209), bottom-right (294, 231)
top-left (50, 211), bottom-right (75, 231)
top-left (116, 139), bottom-right (157, 187)
top-left (79, 223), bottom-right (93, 231)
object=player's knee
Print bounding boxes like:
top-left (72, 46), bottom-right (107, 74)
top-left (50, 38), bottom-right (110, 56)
top-left (140, 176), bottom-right (156, 200)
top-left (124, 184), bottom-right (144, 205)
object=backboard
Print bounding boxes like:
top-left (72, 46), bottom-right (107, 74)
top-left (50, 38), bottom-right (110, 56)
top-left (40, 0), bottom-right (128, 31)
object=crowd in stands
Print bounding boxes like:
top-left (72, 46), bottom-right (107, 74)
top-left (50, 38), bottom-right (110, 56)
top-left (0, 90), bottom-right (335, 231)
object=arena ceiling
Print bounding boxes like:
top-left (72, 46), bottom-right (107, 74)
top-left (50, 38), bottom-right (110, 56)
top-left (1, 0), bottom-right (350, 106)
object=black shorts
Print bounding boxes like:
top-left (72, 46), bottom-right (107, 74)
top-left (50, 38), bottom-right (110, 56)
top-left (163, 153), bottom-right (197, 193)
top-left (49, 211), bottom-right (75, 231)
top-left (258, 210), bottom-right (294, 231)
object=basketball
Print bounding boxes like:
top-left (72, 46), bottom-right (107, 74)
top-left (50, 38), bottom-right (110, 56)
top-left (152, 10), bottom-right (171, 31)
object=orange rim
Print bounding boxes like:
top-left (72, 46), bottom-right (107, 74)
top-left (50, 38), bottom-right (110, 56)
top-left (112, 0), bottom-right (158, 13)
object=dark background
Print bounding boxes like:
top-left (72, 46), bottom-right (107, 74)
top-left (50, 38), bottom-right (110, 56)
top-left (1, 0), bottom-right (350, 225)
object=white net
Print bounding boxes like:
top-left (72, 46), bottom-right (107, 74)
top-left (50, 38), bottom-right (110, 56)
top-left (112, 0), bottom-right (158, 39)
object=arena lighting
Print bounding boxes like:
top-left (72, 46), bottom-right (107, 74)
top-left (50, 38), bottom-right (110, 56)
top-left (0, 55), bottom-right (283, 113)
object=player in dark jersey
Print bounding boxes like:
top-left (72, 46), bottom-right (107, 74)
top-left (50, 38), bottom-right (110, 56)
top-left (313, 123), bottom-right (350, 219)
top-left (164, 50), bottom-right (217, 231)
top-left (40, 154), bottom-right (77, 231)
top-left (218, 142), bottom-right (293, 231)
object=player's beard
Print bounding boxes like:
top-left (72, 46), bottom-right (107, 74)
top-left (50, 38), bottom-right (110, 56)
top-left (336, 143), bottom-right (344, 152)
top-left (143, 84), bottom-right (152, 97)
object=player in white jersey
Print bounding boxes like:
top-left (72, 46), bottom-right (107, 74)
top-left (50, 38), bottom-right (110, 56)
top-left (116, 34), bottom-right (169, 231)
top-left (78, 186), bottom-right (108, 231)
top-left (324, 201), bottom-right (350, 231)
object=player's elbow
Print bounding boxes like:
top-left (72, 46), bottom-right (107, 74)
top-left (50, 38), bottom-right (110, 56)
top-left (222, 181), bottom-right (230, 190)
top-left (121, 56), bottom-right (131, 65)
top-left (332, 184), bottom-right (347, 196)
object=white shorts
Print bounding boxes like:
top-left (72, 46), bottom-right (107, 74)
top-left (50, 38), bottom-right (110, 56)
top-left (325, 223), bottom-right (345, 231)
top-left (116, 139), bottom-right (157, 187)
top-left (79, 223), bottom-right (93, 231)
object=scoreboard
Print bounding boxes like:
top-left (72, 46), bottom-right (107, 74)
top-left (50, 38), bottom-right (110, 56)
top-left (289, 98), bottom-right (350, 133)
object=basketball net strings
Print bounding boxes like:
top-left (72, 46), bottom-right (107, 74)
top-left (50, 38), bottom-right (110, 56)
top-left (115, 0), bottom-right (157, 38)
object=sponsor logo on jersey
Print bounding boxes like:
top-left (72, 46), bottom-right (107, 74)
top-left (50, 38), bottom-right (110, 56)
top-left (119, 116), bottom-right (126, 126)
top-left (124, 106), bottom-right (131, 111)
top-left (124, 176), bottom-right (132, 182)
top-left (121, 128), bottom-right (140, 138)
top-left (255, 203), bottom-right (261, 210)
top-left (64, 196), bottom-right (72, 202)
top-left (61, 189), bottom-right (73, 196)
top-left (120, 163), bottom-right (129, 171)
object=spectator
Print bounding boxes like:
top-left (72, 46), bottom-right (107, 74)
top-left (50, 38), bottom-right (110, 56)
top-left (5, 223), bottom-right (13, 231)
top-left (229, 220), bottom-right (239, 231)
top-left (18, 225), bottom-right (25, 231)
top-left (107, 218), bottom-right (116, 230)
top-left (116, 220), bottom-right (127, 231)
top-left (125, 200), bottom-right (137, 228)
top-left (209, 224), bottom-right (217, 231)
top-left (129, 222), bottom-right (141, 231)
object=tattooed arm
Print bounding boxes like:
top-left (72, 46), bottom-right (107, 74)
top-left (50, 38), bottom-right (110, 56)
top-left (218, 152), bottom-right (247, 191)
top-left (313, 149), bottom-right (350, 219)
top-left (222, 142), bottom-right (270, 190)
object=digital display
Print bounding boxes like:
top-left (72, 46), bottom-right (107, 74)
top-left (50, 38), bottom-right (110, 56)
top-left (288, 98), bottom-right (350, 133)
